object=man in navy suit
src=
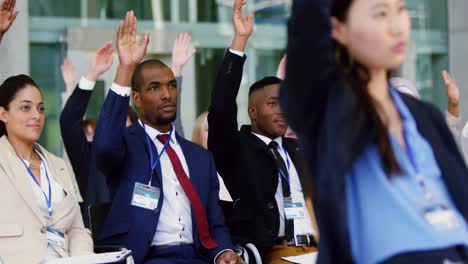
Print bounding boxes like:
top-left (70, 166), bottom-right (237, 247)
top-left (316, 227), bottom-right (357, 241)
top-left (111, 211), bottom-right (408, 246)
top-left (93, 11), bottom-right (241, 264)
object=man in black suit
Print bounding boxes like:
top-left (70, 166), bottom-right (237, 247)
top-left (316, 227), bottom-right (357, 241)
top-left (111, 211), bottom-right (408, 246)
top-left (208, 0), bottom-right (317, 262)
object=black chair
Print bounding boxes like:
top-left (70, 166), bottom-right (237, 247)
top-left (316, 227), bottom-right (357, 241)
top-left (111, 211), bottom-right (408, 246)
top-left (88, 203), bottom-right (127, 254)
top-left (219, 200), bottom-right (263, 264)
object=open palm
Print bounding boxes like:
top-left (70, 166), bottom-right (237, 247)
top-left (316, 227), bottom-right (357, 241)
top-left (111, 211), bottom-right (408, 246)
top-left (117, 11), bottom-right (149, 67)
top-left (443, 70), bottom-right (460, 106)
top-left (232, 0), bottom-right (253, 38)
top-left (0, 0), bottom-right (18, 34)
top-left (172, 33), bottom-right (196, 70)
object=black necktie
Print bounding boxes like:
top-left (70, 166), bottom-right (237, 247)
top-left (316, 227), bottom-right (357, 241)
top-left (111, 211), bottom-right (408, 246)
top-left (268, 140), bottom-right (294, 240)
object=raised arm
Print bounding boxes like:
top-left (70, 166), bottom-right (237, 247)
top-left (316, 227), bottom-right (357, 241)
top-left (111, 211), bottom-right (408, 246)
top-left (94, 11), bottom-right (149, 177)
top-left (0, 0), bottom-right (18, 43)
top-left (207, 0), bottom-right (252, 177)
top-left (171, 33), bottom-right (196, 137)
top-left (60, 42), bottom-right (114, 194)
top-left (280, 0), bottom-right (340, 136)
top-left (442, 70), bottom-right (462, 141)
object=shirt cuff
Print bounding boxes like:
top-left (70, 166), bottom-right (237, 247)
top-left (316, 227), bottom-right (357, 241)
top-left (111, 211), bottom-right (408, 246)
top-left (214, 249), bottom-right (234, 264)
top-left (229, 49), bottom-right (245, 57)
top-left (446, 110), bottom-right (461, 125)
top-left (111, 82), bottom-right (131, 97)
top-left (78, 77), bottom-right (96, 91)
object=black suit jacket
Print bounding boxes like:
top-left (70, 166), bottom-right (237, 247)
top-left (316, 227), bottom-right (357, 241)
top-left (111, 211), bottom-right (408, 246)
top-left (60, 86), bottom-right (110, 227)
top-left (281, 0), bottom-right (468, 263)
top-left (208, 50), bottom-right (313, 255)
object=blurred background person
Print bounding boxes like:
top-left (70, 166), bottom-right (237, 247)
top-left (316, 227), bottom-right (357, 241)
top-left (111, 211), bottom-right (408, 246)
top-left (192, 111), bottom-right (232, 201)
top-left (281, 0), bottom-right (468, 263)
top-left (0, 74), bottom-right (93, 262)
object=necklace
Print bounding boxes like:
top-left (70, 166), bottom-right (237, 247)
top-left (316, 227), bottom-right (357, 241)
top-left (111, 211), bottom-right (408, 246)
top-left (29, 162), bottom-right (41, 168)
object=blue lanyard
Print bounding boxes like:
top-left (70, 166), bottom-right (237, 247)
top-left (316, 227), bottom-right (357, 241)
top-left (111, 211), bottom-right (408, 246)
top-left (19, 152), bottom-right (53, 217)
top-left (277, 144), bottom-right (291, 184)
top-left (142, 123), bottom-right (173, 186)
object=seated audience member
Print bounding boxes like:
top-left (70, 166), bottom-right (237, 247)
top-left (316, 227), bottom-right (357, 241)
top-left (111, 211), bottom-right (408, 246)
top-left (59, 43), bottom-right (116, 227)
top-left (60, 35), bottom-right (192, 227)
top-left (93, 11), bottom-right (242, 264)
top-left (0, 0), bottom-right (17, 44)
top-left (0, 75), bottom-right (93, 262)
top-left (208, 0), bottom-right (318, 262)
top-left (192, 112), bottom-right (232, 201)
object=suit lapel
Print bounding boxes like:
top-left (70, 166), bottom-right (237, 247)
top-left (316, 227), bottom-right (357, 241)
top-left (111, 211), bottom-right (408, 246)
top-left (37, 148), bottom-right (75, 226)
top-left (0, 136), bottom-right (46, 225)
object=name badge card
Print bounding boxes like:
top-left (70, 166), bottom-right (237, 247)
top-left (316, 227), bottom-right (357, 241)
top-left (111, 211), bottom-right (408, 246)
top-left (46, 227), bottom-right (65, 249)
top-left (131, 182), bottom-right (160, 210)
top-left (423, 204), bottom-right (460, 231)
top-left (284, 199), bottom-right (306, 220)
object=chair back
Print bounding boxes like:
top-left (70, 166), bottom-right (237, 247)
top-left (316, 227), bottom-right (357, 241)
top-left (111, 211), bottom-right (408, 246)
top-left (88, 202), bottom-right (112, 242)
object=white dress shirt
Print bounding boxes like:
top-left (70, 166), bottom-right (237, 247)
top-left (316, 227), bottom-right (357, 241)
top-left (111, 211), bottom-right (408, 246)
top-left (24, 150), bottom-right (66, 259)
top-left (138, 120), bottom-right (195, 246)
top-left (251, 132), bottom-right (316, 237)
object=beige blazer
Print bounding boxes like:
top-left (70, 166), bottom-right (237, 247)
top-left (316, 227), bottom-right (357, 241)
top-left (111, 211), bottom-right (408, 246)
top-left (0, 136), bottom-right (93, 263)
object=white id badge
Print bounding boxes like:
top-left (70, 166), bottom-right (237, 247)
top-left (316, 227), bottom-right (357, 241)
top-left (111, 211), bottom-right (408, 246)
top-left (46, 227), bottom-right (65, 249)
top-left (423, 204), bottom-right (460, 231)
top-left (284, 200), bottom-right (306, 220)
top-left (131, 182), bottom-right (160, 210)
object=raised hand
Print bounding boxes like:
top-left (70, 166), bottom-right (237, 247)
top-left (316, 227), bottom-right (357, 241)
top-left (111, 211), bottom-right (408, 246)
top-left (172, 33), bottom-right (196, 77)
top-left (86, 41), bottom-right (115, 81)
top-left (117, 10), bottom-right (149, 67)
top-left (230, 0), bottom-right (253, 52)
top-left (442, 70), bottom-right (460, 117)
top-left (0, 0), bottom-right (18, 41)
top-left (114, 10), bottom-right (150, 87)
top-left (61, 58), bottom-right (77, 96)
top-left (276, 54), bottom-right (287, 80)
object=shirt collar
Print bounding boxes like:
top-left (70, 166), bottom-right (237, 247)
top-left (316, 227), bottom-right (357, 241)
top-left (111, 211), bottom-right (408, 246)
top-left (251, 131), bottom-right (282, 148)
top-left (138, 119), bottom-right (177, 144)
top-left (389, 84), bottom-right (416, 127)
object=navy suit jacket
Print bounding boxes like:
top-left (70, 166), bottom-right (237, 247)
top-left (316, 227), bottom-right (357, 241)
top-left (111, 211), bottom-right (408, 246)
top-left (93, 89), bottom-right (233, 264)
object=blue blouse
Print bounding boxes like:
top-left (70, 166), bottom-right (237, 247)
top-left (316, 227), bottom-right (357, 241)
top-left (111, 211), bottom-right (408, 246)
top-left (346, 86), bottom-right (468, 264)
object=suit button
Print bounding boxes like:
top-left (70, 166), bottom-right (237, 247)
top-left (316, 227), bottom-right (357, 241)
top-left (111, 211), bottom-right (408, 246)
top-left (267, 202), bottom-right (275, 210)
top-left (154, 208), bottom-right (160, 214)
top-left (40, 226), bottom-right (46, 234)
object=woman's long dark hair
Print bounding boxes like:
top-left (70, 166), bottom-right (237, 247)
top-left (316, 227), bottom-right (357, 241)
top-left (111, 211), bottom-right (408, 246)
top-left (332, 0), bottom-right (401, 174)
top-left (0, 75), bottom-right (39, 137)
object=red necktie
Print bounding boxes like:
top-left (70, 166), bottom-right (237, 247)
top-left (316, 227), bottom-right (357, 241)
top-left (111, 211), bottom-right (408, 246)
top-left (157, 134), bottom-right (218, 249)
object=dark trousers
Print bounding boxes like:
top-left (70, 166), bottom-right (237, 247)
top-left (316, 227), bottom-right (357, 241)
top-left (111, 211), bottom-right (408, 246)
top-left (144, 244), bottom-right (209, 264)
top-left (383, 245), bottom-right (468, 264)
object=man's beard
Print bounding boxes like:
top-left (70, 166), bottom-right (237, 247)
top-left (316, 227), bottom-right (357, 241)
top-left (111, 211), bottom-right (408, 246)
top-left (154, 112), bottom-right (177, 126)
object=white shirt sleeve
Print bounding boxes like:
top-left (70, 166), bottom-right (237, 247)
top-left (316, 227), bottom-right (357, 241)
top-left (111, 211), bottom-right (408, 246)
top-left (229, 49), bottom-right (245, 57)
top-left (78, 77), bottom-right (96, 91)
top-left (111, 82), bottom-right (132, 97)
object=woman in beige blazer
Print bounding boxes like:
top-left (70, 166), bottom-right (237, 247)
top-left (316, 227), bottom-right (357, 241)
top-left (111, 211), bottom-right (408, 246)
top-left (0, 75), bottom-right (93, 263)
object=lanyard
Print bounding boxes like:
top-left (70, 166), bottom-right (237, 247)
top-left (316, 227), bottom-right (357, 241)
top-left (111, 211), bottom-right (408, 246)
top-left (277, 144), bottom-right (291, 184)
top-left (142, 123), bottom-right (173, 186)
top-left (19, 152), bottom-right (53, 217)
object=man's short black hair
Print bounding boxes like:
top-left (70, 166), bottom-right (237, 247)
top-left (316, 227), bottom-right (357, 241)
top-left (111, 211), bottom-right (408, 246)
top-left (248, 76), bottom-right (282, 96)
top-left (131, 59), bottom-right (170, 92)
